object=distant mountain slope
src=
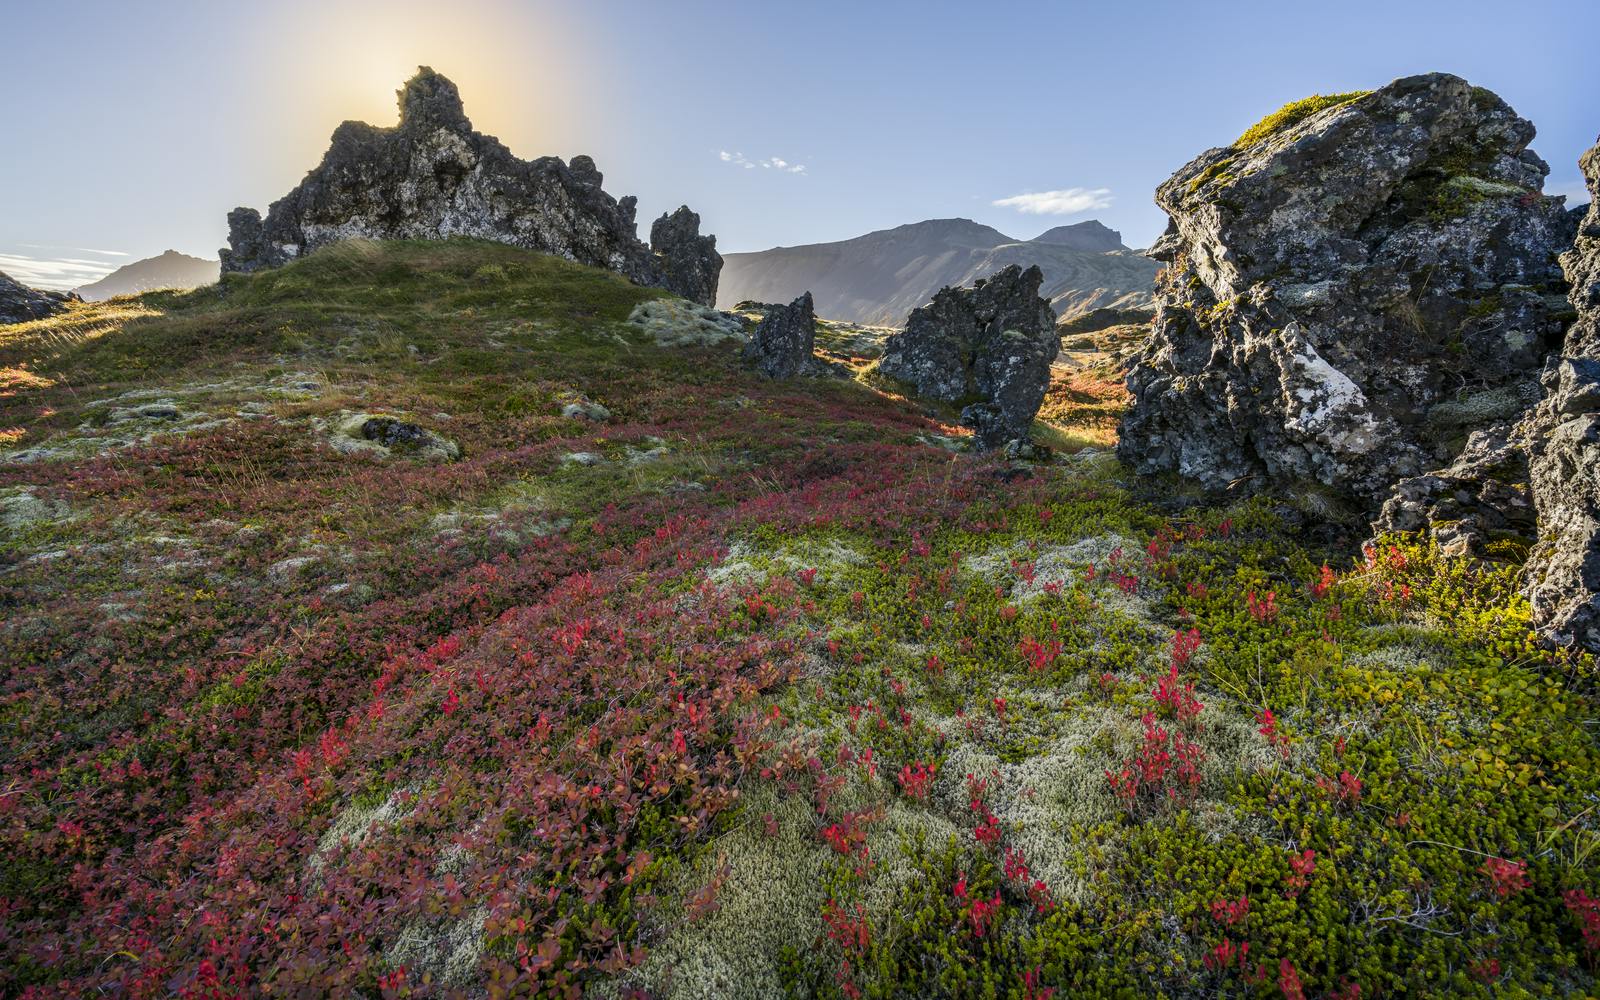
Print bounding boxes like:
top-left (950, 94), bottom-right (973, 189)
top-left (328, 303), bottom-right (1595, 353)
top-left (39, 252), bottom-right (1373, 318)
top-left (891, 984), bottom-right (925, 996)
top-left (1030, 219), bottom-right (1126, 251)
top-left (73, 250), bottom-right (219, 301)
top-left (716, 218), bottom-right (1160, 326)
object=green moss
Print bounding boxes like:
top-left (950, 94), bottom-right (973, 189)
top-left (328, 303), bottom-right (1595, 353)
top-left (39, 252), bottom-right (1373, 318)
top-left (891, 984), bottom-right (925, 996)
top-left (1187, 155), bottom-right (1237, 193)
top-left (1235, 91), bottom-right (1372, 149)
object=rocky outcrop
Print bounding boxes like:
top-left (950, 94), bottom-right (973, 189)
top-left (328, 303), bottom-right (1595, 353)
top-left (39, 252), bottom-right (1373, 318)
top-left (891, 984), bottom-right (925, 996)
top-left (221, 67), bottom-right (721, 305)
top-left (878, 264), bottom-right (1058, 451)
top-left (744, 291), bottom-right (816, 378)
top-left (1526, 142), bottom-right (1600, 651)
top-left (1118, 74), bottom-right (1574, 508)
top-left (0, 271), bottom-right (78, 324)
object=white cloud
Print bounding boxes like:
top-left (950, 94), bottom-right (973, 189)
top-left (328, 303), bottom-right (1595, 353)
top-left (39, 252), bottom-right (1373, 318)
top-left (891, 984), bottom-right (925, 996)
top-left (992, 187), bottom-right (1113, 216)
top-left (717, 150), bottom-right (806, 175)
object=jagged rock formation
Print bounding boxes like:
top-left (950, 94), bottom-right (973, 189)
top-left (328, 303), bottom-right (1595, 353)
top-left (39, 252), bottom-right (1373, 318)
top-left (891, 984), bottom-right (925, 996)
top-left (1119, 74), bottom-right (1574, 507)
top-left (0, 271), bottom-right (78, 324)
top-left (221, 67), bottom-right (721, 305)
top-left (744, 291), bottom-right (816, 378)
top-left (650, 207), bottom-right (722, 307)
top-left (74, 250), bottom-right (219, 301)
top-left (878, 264), bottom-right (1058, 450)
top-left (1526, 142), bottom-right (1600, 651)
top-left (717, 218), bottom-right (1157, 326)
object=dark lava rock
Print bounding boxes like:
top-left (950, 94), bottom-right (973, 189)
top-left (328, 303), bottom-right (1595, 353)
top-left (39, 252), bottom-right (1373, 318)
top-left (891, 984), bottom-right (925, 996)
top-left (650, 206), bottom-right (722, 306)
top-left (1118, 74), bottom-right (1574, 508)
top-left (1372, 423), bottom-right (1534, 558)
top-left (744, 291), bottom-right (816, 378)
top-left (0, 271), bottom-right (78, 324)
top-left (877, 264), bottom-right (1059, 451)
top-left (220, 67), bottom-right (721, 305)
top-left (1525, 142), bottom-right (1600, 651)
top-left (361, 417), bottom-right (433, 450)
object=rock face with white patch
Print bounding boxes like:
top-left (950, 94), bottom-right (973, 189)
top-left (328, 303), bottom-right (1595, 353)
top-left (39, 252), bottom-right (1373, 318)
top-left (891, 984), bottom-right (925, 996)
top-left (220, 67), bottom-right (722, 305)
top-left (877, 263), bottom-right (1059, 451)
top-left (1119, 73), bottom-right (1574, 509)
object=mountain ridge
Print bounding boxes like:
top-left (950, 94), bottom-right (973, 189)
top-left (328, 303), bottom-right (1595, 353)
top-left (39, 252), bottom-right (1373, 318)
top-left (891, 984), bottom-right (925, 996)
top-left (716, 217), bottom-right (1158, 326)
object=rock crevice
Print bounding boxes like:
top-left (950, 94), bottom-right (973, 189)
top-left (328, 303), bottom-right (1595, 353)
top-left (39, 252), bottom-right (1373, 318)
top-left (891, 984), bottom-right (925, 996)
top-left (1525, 142), bottom-right (1600, 650)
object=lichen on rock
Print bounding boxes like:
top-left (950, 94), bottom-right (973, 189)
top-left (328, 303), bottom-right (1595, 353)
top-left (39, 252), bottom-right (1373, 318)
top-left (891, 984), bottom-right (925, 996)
top-left (627, 299), bottom-right (746, 348)
top-left (323, 411), bottom-right (460, 462)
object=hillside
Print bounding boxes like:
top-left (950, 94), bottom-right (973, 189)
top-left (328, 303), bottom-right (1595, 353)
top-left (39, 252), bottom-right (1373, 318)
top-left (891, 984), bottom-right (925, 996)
top-left (717, 219), bottom-right (1160, 326)
top-left (72, 250), bottom-right (220, 301)
top-left (2, 240), bottom-right (1596, 997)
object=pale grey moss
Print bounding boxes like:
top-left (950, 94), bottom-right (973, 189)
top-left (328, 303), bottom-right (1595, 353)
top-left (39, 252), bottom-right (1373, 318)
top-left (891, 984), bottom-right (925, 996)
top-left (627, 300), bottom-right (747, 348)
top-left (706, 537), bottom-right (868, 591)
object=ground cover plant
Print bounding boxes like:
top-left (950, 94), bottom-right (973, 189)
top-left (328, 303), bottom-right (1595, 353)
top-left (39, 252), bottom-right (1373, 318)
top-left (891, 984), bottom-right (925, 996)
top-left (1, 240), bottom-right (1596, 998)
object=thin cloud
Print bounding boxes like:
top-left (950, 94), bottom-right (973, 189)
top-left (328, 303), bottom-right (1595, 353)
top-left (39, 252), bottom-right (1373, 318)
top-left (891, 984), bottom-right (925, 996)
top-left (16, 243), bottom-right (129, 257)
top-left (0, 252), bottom-right (118, 290)
top-left (718, 150), bottom-right (806, 175)
top-left (992, 187), bottom-right (1113, 216)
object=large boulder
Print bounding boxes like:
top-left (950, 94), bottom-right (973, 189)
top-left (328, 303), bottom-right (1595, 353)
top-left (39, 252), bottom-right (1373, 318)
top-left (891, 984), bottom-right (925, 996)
top-left (221, 67), bottom-right (722, 305)
top-left (1118, 74), bottom-right (1574, 507)
top-left (0, 271), bottom-right (78, 325)
top-left (744, 291), bottom-right (816, 378)
top-left (877, 264), bottom-right (1058, 451)
top-left (1525, 142), bottom-right (1600, 651)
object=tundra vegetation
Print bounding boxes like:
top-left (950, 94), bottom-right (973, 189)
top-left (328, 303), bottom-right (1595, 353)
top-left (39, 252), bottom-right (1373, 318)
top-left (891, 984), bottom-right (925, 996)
top-left (1, 239), bottom-right (1596, 999)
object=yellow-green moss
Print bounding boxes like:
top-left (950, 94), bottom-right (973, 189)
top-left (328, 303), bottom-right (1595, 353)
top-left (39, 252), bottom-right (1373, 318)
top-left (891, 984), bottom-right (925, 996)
top-left (1235, 91), bottom-right (1372, 149)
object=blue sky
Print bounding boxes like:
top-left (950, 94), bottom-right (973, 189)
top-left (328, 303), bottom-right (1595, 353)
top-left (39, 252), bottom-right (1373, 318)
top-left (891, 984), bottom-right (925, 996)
top-left (4, 0), bottom-right (1596, 288)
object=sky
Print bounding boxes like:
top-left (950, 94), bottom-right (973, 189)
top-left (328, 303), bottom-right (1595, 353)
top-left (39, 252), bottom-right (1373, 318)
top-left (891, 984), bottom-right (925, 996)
top-left (3, 0), bottom-right (1597, 289)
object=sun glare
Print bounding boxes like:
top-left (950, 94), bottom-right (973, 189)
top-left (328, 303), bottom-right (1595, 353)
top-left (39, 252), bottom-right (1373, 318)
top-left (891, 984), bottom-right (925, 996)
top-left (263, 0), bottom-right (578, 169)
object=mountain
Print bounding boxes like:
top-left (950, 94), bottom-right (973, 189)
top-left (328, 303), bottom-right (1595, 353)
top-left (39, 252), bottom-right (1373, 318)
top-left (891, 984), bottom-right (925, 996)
top-left (1030, 219), bottom-right (1126, 251)
top-left (715, 218), bottom-right (1160, 326)
top-left (72, 249), bottom-right (219, 301)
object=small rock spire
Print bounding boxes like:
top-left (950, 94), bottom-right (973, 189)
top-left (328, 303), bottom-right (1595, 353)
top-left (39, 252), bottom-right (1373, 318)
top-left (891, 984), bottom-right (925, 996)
top-left (397, 66), bottom-right (470, 132)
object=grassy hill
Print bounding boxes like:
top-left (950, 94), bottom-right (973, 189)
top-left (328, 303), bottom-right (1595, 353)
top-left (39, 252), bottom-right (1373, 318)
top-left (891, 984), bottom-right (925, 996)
top-left (1, 241), bottom-right (1596, 997)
